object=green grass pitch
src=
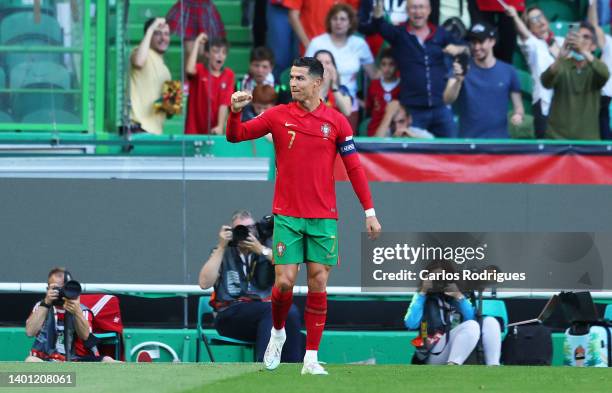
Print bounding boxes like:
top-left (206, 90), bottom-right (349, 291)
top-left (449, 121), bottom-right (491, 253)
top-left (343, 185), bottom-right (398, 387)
top-left (1, 362), bottom-right (611, 393)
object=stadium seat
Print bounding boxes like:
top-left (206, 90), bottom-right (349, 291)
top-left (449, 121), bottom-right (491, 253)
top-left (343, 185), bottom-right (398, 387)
top-left (280, 67), bottom-right (291, 88)
top-left (482, 299), bottom-right (508, 334)
top-left (0, 111), bottom-right (13, 123)
top-left (604, 304), bottom-right (612, 321)
top-left (195, 295), bottom-right (255, 362)
top-left (0, 66), bottom-right (7, 114)
top-left (358, 117), bottom-right (371, 136)
top-left (0, 0), bottom-right (57, 19)
top-left (0, 11), bottom-right (63, 69)
top-left (10, 61), bottom-right (72, 120)
top-left (21, 109), bottom-right (80, 124)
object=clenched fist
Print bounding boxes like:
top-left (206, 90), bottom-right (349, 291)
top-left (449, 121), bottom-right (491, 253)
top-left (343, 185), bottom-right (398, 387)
top-left (231, 91), bottom-right (253, 113)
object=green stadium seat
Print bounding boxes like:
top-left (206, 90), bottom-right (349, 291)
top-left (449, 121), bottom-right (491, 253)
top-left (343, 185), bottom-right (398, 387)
top-left (0, 0), bottom-right (56, 19)
top-left (10, 61), bottom-right (72, 120)
top-left (0, 11), bottom-right (64, 69)
top-left (526, 0), bottom-right (587, 22)
top-left (358, 117), bottom-right (371, 136)
top-left (21, 109), bottom-right (80, 124)
top-left (195, 295), bottom-right (254, 362)
top-left (280, 67), bottom-right (290, 87)
top-left (0, 11), bottom-right (62, 44)
top-left (0, 66), bottom-right (6, 112)
top-left (482, 299), bottom-right (508, 334)
top-left (604, 304), bottom-right (612, 321)
top-left (0, 111), bottom-right (13, 122)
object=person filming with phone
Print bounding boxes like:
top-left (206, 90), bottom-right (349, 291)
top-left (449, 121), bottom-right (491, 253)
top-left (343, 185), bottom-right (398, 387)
top-left (198, 209), bottom-right (303, 363)
top-left (541, 21), bottom-right (609, 140)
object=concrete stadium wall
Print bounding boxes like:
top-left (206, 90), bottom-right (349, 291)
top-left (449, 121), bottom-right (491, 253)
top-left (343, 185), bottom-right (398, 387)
top-left (2, 179), bottom-right (612, 286)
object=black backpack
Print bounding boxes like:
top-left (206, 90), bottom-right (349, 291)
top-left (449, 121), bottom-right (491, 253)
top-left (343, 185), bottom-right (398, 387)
top-left (501, 323), bottom-right (553, 365)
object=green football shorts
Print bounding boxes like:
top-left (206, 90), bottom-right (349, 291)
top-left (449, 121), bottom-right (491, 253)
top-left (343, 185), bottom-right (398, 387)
top-left (272, 214), bottom-right (338, 265)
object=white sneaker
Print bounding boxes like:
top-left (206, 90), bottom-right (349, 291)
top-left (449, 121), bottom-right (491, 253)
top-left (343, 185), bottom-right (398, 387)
top-left (263, 329), bottom-right (286, 370)
top-left (301, 361), bottom-right (328, 375)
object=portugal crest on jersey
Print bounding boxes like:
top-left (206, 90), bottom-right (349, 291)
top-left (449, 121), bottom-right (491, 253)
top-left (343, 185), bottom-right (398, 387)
top-left (321, 123), bottom-right (331, 138)
top-left (276, 242), bottom-right (286, 257)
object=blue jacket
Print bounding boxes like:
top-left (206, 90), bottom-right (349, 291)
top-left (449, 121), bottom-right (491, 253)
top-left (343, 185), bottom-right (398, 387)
top-left (404, 292), bottom-right (475, 330)
top-left (372, 17), bottom-right (461, 108)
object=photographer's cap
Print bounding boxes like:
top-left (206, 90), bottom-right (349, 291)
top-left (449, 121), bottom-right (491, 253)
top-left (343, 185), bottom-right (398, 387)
top-left (467, 22), bottom-right (496, 41)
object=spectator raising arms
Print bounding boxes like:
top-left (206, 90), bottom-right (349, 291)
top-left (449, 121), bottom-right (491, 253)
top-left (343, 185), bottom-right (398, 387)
top-left (541, 22), bottom-right (609, 140)
top-left (129, 18), bottom-right (172, 135)
top-left (314, 50), bottom-right (353, 117)
top-left (372, 0), bottom-right (468, 137)
top-left (506, 5), bottom-right (562, 137)
top-left (366, 48), bottom-right (401, 136)
top-left (166, 0), bottom-right (225, 62)
top-left (185, 33), bottom-right (235, 135)
top-left (306, 4), bottom-right (378, 131)
top-left (444, 22), bottom-right (524, 138)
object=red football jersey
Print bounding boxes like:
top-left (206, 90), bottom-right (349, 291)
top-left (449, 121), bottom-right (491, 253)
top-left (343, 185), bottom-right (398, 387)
top-left (366, 79), bottom-right (400, 136)
top-left (227, 101), bottom-right (373, 219)
top-left (185, 65), bottom-right (235, 134)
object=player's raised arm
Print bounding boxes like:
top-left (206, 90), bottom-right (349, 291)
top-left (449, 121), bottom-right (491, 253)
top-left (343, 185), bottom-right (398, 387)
top-left (336, 120), bottom-right (382, 239)
top-left (226, 91), bottom-right (272, 143)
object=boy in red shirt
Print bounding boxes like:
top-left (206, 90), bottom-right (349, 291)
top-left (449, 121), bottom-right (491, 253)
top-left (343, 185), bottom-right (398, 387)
top-left (185, 33), bottom-right (235, 134)
top-left (366, 48), bottom-right (400, 136)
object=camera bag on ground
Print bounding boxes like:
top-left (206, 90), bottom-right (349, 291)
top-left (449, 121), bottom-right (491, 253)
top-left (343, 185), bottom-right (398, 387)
top-left (501, 323), bottom-right (553, 365)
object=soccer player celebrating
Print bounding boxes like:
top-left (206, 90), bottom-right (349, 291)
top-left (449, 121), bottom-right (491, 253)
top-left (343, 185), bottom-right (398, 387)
top-left (226, 57), bottom-right (382, 375)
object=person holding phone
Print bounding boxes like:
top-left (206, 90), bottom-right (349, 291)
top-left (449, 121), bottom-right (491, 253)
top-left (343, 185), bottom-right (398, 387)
top-left (541, 21), bottom-right (609, 140)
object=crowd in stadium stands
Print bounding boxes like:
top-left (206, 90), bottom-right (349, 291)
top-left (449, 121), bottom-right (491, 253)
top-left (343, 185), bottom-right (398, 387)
top-left (126, 0), bottom-right (612, 140)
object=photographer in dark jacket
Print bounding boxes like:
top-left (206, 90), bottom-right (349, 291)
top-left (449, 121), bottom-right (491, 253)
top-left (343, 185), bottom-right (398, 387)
top-left (199, 209), bottom-right (303, 362)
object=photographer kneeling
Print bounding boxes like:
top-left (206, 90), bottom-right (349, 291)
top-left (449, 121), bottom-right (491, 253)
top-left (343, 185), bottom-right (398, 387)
top-left (25, 267), bottom-right (117, 362)
top-left (199, 210), bottom-right (303, 362)
top-left (405, 261), bottom-right (501, 365)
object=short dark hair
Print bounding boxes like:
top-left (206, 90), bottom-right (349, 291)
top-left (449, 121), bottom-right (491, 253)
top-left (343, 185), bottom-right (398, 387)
top-left (144, 18), bottom-right (162, 34)
top-left (580, 21), bottom-right (598, 46)
top-left (325, 3), bottom-right (358, 36)
top-left (292, 57), bottom-right (324, 79)
top-left (250, 46), bottom-right (275, 66)
top-left (205, 37), bottom-right (229, 52)
top-left (379, 48), bottom-right (395, 62)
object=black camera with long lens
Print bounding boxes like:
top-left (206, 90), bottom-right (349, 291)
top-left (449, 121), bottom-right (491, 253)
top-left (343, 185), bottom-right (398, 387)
top-left (228, 214), bottom-right (274, 247)
top-left (52, 271), bottom-right (82, 306)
